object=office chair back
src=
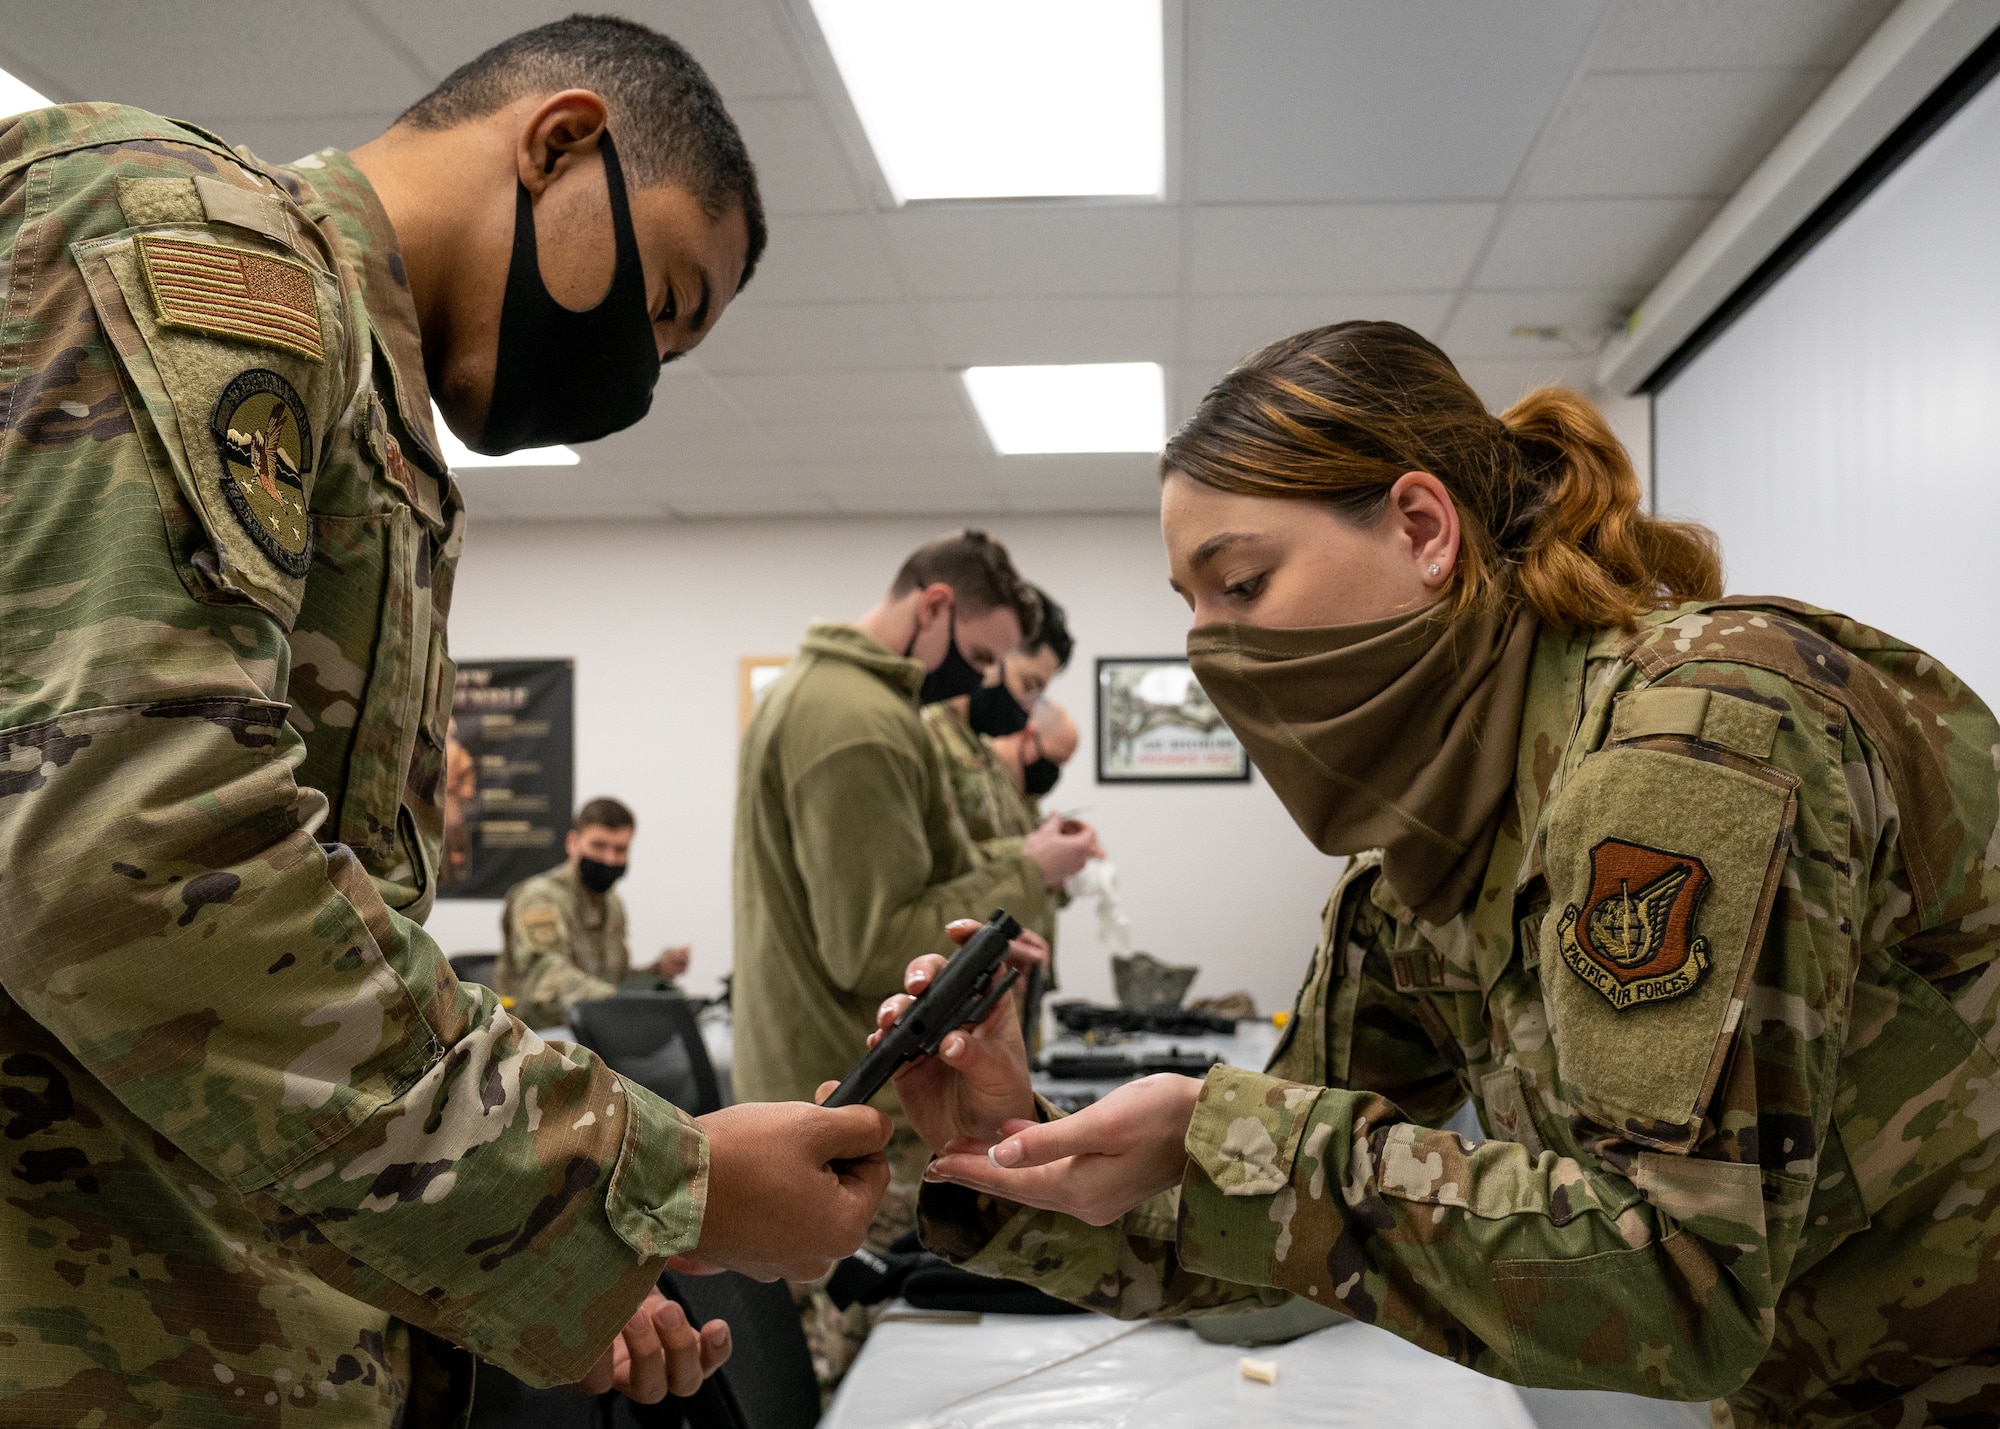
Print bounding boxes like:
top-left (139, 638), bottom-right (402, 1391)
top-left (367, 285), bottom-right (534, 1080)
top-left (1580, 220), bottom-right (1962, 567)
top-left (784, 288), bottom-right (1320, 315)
top-left (569, 994), bottom-right (724, 1117)
top-left (449, 952), bottom-right (501, 990)
top-left (605, 1269), bottom-right (819, 1429)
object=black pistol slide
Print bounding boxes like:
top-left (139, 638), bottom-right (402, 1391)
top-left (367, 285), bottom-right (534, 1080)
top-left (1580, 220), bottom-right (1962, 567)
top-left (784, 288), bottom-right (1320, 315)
top-left (822, 910), bottom-right (1023, 1108)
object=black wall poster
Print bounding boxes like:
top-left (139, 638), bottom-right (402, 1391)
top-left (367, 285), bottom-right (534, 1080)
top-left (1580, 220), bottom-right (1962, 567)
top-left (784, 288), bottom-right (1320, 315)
top-left (441, 659), bottom-right (574, 899)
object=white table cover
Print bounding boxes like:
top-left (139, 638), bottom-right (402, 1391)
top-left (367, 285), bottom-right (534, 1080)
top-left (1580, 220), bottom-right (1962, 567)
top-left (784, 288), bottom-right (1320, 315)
top-left (822, 1308), bottom-right (1539, 1429)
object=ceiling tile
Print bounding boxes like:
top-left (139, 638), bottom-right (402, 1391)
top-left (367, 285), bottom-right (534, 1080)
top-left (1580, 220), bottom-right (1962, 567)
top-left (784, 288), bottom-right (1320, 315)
top-left (881, 205), bottom-right (1181, 299)
top-left (566, 377), bottom-right (769, 471)
top-left (586, 425), bottom-right (790, 476)
top-left (1521, 68), bottom-right (1830, 198)
top-left (1187, 0), bottom-right (1609, 202)
top-left (991, 455), bottom-right (1162, 513)
top-left (832, 485), bottom-right (1009, 517)
top-left (1180, 292), bottom-right (1455, 363)
top-left (1473, 197), bottom-right (1721, 289)
top-left (1440, 288), bottom-right (1635, 359)
top-left (639, 0), bottom-right (813, 101)
top-left (728, 98), bottom-right (865, 214)
top-left (360, 0), bottom-right (811, 100)
top-left (3, 2), bottom-right (428, 115)
top-left (1587, 0), bottom-right (1898, 71)
top-left (778, 461), bottom-right (1005, 516)
top-left (1455, 354), bottom-right (1602, 411)
top-left (1004, 485), bottom-right (1158, 515)
top-left (654, 473), bottom-right (840, 517)
top-left (631, 369), bottom-right (752, 428)
top-left (918, 298), bottom-right (1178, 367)
top-left (733, 214), bottom-right (900, 305)
top-left (455, 468), bottom-right (675, 520)
top-left (755, 420), bottom-right (985, 464)
top-left (690, 301), bottom-right (931, 372)
top-left (1187, 204), bottom-right (1496, 295)
top-left (1170, 362), bottom-right (1233, 421)
top-left (710, 369), bottom-right (964, 426)
top-left (7, 0), bottom-right (1857, 523)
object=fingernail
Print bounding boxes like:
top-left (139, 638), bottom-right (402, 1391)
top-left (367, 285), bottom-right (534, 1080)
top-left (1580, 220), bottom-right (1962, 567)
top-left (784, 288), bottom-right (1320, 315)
top-left (990, 1141), bottom-right (1023, 1168)
top-left (941, 1035), bottom-right (962, 1060)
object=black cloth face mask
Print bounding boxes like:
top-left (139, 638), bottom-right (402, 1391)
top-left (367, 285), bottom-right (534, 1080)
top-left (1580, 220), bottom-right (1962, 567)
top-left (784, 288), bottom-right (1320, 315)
top-left (1022, 757), bottom-right (1061, 797)
top-left (908, 610), bottom-right (986, 705)
top-left (576, 856), bottom-right (626, 894)
top-left (967, 680), bottom-right (1030, 737)
top-left (477, 131), bottom-right (661, 455)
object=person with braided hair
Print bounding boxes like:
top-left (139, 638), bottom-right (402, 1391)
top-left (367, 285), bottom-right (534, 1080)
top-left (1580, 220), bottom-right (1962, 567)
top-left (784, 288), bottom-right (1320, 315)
top-left (873, 321), bottom-right (2000, 1428)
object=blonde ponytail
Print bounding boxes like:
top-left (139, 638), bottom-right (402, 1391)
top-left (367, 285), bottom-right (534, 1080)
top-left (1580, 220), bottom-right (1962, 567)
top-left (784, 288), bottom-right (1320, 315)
top-left (1162, 321), bottom-right (1722, 631)
top-left (1502, 388), bottom-right (1720, 628)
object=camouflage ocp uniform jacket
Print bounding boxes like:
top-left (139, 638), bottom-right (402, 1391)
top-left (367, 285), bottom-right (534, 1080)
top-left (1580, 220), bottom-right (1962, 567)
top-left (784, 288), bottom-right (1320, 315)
top-left (499, 861), bottom-right (631, 1030)
top-left (0, 107), bottom-right (705, 1425)
top-left (921, 701), bottom-right (1059, 948)
top-left (925, 599), bottom-right (2000, 1429)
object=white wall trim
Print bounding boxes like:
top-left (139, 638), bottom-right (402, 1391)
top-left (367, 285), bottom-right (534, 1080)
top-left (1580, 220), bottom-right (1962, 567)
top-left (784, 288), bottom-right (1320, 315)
top-left (1597, 0), bottom-right (2000, 396)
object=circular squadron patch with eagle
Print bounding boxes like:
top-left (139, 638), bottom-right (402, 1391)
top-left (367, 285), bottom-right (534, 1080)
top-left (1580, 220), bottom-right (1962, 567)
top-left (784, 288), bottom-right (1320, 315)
top-left (211, 367), bottom-right (313, 576)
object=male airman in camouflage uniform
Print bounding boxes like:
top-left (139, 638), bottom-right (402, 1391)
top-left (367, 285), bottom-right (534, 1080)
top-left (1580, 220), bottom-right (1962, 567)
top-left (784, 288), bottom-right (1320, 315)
top-left (502, 861), bottom-right (634, 1026)
top-left (500, 798), bottom-right (690, 1029)
top-left (927, 587), bottom-right (1077, 874)
top-left (925, 600), bottom-right (2000, 1428)
top-left (924, 697), bottom-right (1081, 964)
top-left (924, 704), bottom-right (1042, 865)
top-left (0, 22), bottom-right (892, 1423)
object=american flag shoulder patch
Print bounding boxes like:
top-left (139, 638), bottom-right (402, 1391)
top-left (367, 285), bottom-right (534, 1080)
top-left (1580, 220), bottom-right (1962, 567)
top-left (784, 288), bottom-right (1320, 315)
top-left (135, 234), bottom-right (324, 363)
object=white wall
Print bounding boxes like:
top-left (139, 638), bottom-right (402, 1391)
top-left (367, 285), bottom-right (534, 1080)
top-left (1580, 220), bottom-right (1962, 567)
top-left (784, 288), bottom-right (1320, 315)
top-left (424, 515), bottom-right (1344, 1017)
top-left (1654, 70), bottom-right (2000, 704)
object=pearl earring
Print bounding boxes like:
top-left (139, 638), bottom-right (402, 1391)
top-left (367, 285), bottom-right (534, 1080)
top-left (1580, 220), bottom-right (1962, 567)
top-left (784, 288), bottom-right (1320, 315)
top-left (1427, 563), bottom-right (1441, 578)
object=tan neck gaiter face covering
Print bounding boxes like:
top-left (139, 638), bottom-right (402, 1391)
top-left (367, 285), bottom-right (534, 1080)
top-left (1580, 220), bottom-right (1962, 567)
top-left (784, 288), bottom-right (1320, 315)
top-left (1187, 601), bottom-right (1539, 924)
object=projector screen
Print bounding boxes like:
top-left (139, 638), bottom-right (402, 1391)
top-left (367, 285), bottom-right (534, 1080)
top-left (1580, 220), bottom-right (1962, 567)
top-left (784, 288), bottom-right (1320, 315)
top-left (1653, 68), bottom-right (2000, 705)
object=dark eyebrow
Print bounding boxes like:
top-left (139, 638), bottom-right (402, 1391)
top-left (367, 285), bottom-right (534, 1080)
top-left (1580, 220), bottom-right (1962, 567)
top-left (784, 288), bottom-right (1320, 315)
top-left (1187, 531), bottom-right (1258, 573)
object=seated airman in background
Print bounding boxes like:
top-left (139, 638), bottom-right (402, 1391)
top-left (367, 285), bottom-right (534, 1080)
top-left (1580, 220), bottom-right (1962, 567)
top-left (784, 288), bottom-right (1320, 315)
top-left (500, 796), bottom-right (692, 1027)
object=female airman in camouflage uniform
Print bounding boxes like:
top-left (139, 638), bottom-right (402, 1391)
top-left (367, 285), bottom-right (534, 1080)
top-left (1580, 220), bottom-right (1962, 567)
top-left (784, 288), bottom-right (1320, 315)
top-left (887, 321), bottom-right (2000, 1429)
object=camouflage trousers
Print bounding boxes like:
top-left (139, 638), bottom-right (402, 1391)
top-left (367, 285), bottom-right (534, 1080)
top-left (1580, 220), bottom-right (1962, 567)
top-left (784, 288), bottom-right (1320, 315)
top-left (795, 1121), bottom-right (929, 1399)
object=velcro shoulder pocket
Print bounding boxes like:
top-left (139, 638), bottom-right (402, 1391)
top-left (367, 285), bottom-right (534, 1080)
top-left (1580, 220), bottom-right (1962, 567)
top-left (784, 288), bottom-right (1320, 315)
top-left (1609, 686), bottom-right (1781, 759)
top-left (72, 222), bottom-right (344, 627)
top-left (1539, 743), bottom-right (1797, 1150)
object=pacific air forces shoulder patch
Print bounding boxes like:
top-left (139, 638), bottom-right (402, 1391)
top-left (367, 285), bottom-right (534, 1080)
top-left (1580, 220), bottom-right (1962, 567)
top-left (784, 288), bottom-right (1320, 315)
top-left (1558, 839), bottom-right (1711, 1010)
top-left (211, 369), bottom-right (313, 577)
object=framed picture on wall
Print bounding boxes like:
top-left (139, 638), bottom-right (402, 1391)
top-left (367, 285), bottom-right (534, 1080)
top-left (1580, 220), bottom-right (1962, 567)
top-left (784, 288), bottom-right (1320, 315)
top-left (739, 655), bottom-right (791, 732)
top-left (441, 659), bottom-right (575, 898)
top-left (1095, 657), bottom-right (1250, 783)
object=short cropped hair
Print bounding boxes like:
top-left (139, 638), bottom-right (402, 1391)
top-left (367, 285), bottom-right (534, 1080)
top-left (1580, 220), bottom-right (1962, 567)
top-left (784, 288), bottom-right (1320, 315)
top-left (1022, 586), bottom-right (1073, 667)
top-left (891, 530), bottom-right (1041, 643)
top-left (397, 14), bottom-right (766, 287)
top-left (574, 796), bottom-right (635, 833)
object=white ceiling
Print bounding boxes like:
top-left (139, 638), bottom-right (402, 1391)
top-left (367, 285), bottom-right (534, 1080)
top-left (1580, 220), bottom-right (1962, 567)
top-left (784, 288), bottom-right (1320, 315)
top-left (0, 0), bottom-right (1898, 519)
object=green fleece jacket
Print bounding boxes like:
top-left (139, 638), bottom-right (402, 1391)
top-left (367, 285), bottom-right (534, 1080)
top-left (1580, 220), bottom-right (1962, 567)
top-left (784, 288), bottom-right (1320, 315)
top-left (731, 623), bottom-right (1048, 1107)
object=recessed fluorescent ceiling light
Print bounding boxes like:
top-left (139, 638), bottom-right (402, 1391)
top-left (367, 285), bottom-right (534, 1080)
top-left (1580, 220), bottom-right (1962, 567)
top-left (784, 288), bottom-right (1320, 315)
top-left (963, 363), bottom-right (1164, 455)
top-left (431, 403), bottom-right (578, 468)
top-left (0, 68), bottom-right (51, 120)
top-left (810, 0), bottom-right (1163, 202)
